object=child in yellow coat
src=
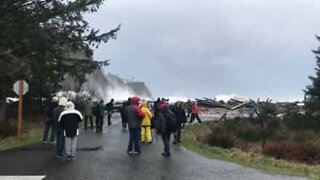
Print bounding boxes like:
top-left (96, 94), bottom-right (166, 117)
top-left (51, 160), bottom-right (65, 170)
top-left (140, 100), bottom-right (153, 143)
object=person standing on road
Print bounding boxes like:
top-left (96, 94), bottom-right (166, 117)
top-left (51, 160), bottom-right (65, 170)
top-left (84, 98), bottom-right (94, 130)
top-left (155, 100), bottom-right (177, 157)
top-left (119, 101), bottom-right (129, 129)
top-left (95, 100), bottom-right (105, 133)
top-left (42, 96), bottom-right (59, 144)
top-left (58, 101), bottom-right (83, 160)
top-left (153, 98), bottom-right (161, 118)
top-left (140, 100), bottom-right (153, 144)
top-left (151, 98), bottom-right (161, 129)
top-left (127, 97), bottom-right (145, 155)
top-left (172, 101), bottom-right (187, 144)
top-left (53, 97), bottom-right (68, 158)
top-left (189, 102), bottom-right (202, 124)
top-left (106, 99), bottom-right (114, 126)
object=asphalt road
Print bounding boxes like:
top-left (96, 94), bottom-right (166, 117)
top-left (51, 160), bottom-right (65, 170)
top-left (0, 115), bottom-right (308, 180)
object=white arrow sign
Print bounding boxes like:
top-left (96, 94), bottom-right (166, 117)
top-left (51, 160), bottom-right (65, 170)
top-left (0, 176), bottom-right (46, 180)
top-left (13, 80), bottom-right (28, 96)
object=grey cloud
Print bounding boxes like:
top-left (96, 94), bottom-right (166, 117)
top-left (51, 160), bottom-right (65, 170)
top-left (85, 0), bottom-right (320, 101)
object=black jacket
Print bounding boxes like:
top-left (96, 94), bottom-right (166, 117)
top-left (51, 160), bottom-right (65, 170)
top-left (172, 106), bottom-right (187, 125)
top-left (59, 109), bottom-right (83, 137)
top-left (106, 102), bottom-right (114, 112)
top-left (47, 102), bottom-right (58, 118)
top-left (155, 108), bottom-right (177, 134)
top-left (155, 111), bottom-right (167, 134)
top-left (120, 105), bottom-right (129, 123)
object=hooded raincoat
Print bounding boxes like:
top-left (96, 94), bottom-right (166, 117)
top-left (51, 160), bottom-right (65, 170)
top-left (140, 100), bottom-right (153, 143)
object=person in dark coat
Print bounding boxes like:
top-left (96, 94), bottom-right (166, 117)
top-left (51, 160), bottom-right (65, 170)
top-left (106, 99), bottom-right (114, 126)
top-left (172, 101), bottom-right (187, 144)
top-left (53, 97), bottom-right (68, 158)
top-left (155, 100), bottom-right (176, 157)
top-left (42, 96), bottom-right (58, 143)
top-left (153, 98), bottom-right (161, 119)
top-left (120, 101), bottom-right (129, 129)
top-left (127, 97), bottom-right (145, 155)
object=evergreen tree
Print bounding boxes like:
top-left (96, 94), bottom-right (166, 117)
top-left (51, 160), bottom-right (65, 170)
top-left (305, 35), bottom-right (320, 112)
top-left (0, 0), bottom-right (120, 106)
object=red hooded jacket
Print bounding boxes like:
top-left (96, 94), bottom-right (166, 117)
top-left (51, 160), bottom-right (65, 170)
top-left (192, 103), bottom-right (199, 114)
top-left (130, 97), bottom-right (144, 116)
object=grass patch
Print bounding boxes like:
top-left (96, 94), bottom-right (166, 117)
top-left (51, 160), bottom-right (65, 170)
top-left (0, 124), bottom-right (43, 151)
top-left (182, 122), bottom-right (320, 180)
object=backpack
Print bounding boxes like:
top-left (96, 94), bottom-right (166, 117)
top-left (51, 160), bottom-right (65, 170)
top-left (154, 113), bottom-right (164, 133)
top-left (163, 109), bottom-right (179, 133)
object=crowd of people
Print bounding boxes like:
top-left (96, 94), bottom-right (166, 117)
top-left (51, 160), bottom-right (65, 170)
top-left (42, 96), bottom-right (202, 159)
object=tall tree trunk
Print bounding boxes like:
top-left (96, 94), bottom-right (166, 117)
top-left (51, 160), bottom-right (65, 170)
top-left (39, 78), bottom-right (44, 113)
top-left (0, 97), bottom-right (6, 122)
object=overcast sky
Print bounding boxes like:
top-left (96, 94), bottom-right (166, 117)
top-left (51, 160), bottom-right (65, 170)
top-left (85, 0), bottom-right (320, 101)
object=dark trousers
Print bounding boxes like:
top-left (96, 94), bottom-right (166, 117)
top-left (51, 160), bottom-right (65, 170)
top-left (122, 121), bottom-right (127, 128)
top-left (120, 114), bottom-right (127, 128)
top-left (43, 117), bottom-right (56, 142)
top-left (189, 113), bottom-right (202, 123)
top-left (186, 110), bottom-right (191, 118)
top-left (84, 115), bottom-right (93, 129)
top-left (161, 132), bottom-right (171, 154)
top-left (174, 125), bottom-right (182, 142)
top-left (107, 112), bottom-right (112, 126)
top-left (128, 128), bottom-right (141, 153)
top-left (96, 116), bottom-right (104, 133)
top-left (56, 128), bottom-right (65, 156)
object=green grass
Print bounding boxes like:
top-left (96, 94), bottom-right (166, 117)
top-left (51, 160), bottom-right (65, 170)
top-left (0, 126), bottom-right (43, 151)
top-left (182, 122), bottom-right (320, 180)
top-left (0, 113), bottom-right (88, 152)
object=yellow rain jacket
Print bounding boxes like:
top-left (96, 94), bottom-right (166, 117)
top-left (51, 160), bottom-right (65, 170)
top-left (141, 100), bottom-right (152, 126)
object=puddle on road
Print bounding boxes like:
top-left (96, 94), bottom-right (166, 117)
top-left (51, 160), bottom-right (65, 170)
top-left (77, 145), bottom-right (104, 151)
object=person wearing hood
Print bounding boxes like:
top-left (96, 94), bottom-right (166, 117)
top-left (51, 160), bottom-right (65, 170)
top-left (127, 97), bottom-right (145, 155)
top-left (42, 96), bottom-right (58, 143)
top-left (58, 101), bottom-right (83, 160)
top-left (53, 97), bottom-right (68, 158)
top-left (154, 100), bottom-right (178, 157)
top-left (140, 100), bottom-right (153, 144)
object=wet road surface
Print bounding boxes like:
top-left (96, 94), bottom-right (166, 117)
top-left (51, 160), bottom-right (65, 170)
top-left (0, 115), bottom-right (308, 180)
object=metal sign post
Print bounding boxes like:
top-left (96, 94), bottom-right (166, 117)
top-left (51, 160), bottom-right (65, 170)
top-left (13, 80), bottom-right (28, 139)
top-left (18, 80), bottom-right (23, 138)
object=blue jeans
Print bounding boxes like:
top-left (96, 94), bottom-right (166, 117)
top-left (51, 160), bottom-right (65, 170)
top-left (161, 132), bottom-right (171, 154)
top-left (56, 128), bottom-right (65, 156)
top-left (128, 128), bottom-right (141, 153)
top-left (42, 117), bottom-right (56, 142)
